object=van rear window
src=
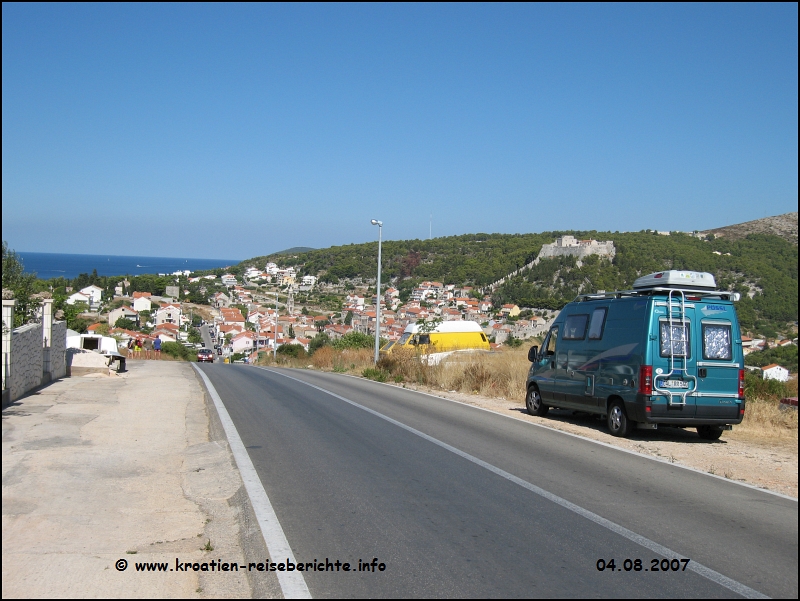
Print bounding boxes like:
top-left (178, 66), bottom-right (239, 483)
top-left (703, 324), bottom-right (732, 360)
top-left (660, 322), bottom-right (691, 358)
top-left (563, 314), bottom-right (589, 340)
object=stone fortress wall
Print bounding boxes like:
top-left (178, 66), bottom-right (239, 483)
top-left (489, 236), bottom-right (616, 291)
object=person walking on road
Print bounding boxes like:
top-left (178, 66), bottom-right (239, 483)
top-left (153, 336), bottom-right (161, 358)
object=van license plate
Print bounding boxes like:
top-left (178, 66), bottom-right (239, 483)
top-left (663, 380), bottom-right (688, 389)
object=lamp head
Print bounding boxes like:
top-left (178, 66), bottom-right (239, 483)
top-left (371, 219), bottom-right (382, 226)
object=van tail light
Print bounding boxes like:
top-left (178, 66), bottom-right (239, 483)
top-left (738, 369), bottom-right (745, 400)
top-left (639, 365), bottom-right (653, 395)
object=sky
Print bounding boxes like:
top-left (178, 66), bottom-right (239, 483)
top-left (2, 3), bottom-right (797, 260)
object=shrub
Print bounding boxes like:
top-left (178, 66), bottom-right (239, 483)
top-left (743, 371), bottom-right (795, 402)
top-left (277, 343), bottom-right (306, 359)
top-left (162, 341), bottom-right (192, 361)
top-left (362, 367), bottom-right (389, 382)
top-left (331, 331), bottom-right (375, 350)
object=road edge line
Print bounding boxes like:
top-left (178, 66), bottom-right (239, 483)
top-left (193, 365), bottom-right (311, 599)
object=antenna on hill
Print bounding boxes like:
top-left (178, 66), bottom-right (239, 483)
top-left (430, 214), bottom-right (432, 239)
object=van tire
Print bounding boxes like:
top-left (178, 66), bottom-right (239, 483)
top-left (697, 426), bottom-right (724, 440)
top-left (526, 387), bottom-right (549, 417)
top-left (607, 400), bottom-right (632, 437)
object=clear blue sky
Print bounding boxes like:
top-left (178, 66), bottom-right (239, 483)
top-left (2, 3), bottom-right (797, 259)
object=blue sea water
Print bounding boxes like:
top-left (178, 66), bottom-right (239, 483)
top-left (17, 252), bottom-right (240, 280)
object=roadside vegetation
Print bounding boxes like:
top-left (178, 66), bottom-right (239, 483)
top-left (257, 340), bottom-right (797, 440)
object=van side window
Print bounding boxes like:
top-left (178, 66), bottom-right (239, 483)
top-left (563, 315), bottom-right (588, 340)
top-left (660, 322), bottom-right (691, 358)
top-left (588, 308), bottom-right (607, 340)
top-left (418, 334), bottom-right (431, 345)
top-left (544, 327), bottom-right (558, 355)
top-left (703, 324), bottom-right (732, 360)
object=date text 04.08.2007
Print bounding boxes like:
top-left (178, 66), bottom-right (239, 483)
top-left (596, 558), bottom-right (690, 572)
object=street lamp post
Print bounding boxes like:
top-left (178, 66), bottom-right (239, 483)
top-left (273, 291), bottom-right (279, 361)
top-left (370, 219), bottom-right (383, 364)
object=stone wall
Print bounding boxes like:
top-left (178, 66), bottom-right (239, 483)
top-left (537, 238), bottom-right (616, 261)
top-left (10, 323), bottom-right (43, 401)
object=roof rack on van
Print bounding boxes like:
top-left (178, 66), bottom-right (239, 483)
top-left (573, 288), bottom-right (741, 303)
top-left (573, 271), bottom-right (741, 303)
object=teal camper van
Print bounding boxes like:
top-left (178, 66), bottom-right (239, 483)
top-left (525, 271), bottom-right (745, 439)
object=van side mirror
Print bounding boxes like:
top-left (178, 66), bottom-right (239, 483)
top-left (527, 345), bottom-right (539, 362)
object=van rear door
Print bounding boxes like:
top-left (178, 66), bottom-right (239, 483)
top-left (694, 314), bottom-right (741, 419)
top-left (651, 301), bottom-right (698, 417)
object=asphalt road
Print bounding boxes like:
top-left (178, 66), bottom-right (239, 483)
top-left (197, 364), bottom-right (797, 598)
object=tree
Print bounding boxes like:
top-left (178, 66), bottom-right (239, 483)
top-left (114, 317), bottom-right (138, 330)
top-left (2, 241), bottom-right (41, 327)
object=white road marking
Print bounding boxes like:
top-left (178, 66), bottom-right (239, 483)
top-left (194, 365), bottom-right (312, 599)
top-left (262, 367), bottom-right (769, 600)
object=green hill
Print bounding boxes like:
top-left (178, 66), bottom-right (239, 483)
top-left (241, 228), bottom-right (796, 337)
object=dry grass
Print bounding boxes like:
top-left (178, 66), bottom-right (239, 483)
top-left (291, 345), bottom-right (798, 439)
top-left (436, 348), bottom-right (529, 399)
top-left (734, 399), bottom-right (798, 440)
top-left (735, 377), bottom-right (798, 440)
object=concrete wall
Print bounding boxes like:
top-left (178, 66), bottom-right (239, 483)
top-left (2, 295), bottom-right (67, 405)
top-left (50, 321), bottom-right (67, 380)
top-left (10, 323), bottom-right (43, 401)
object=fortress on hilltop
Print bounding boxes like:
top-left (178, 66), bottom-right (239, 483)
top-left (537, 235), bottom-right (616, 261)
top-left (489, 235), bottom-right (616, 291)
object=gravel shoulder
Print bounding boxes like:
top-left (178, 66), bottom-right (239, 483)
top-left (390, 382), bottom-right (798, 499)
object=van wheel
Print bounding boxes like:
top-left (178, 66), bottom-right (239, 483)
top-left (697, 426), bottom-right (724, 441)
top-left (607, 400), bottom-right (632, 437)
top-left (526, 387), bottom-right (548, 417)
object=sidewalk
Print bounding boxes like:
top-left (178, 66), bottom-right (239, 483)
top-left (2, 361), bottom-right (281, 598)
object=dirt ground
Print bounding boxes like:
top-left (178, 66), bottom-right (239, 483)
top-left (389, 382), bottom-right (798, 499)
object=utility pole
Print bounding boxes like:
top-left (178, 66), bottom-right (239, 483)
top-left (273, 291), bottom-right (279, 361)
top-left (371, 219), bottom-right (383, 364)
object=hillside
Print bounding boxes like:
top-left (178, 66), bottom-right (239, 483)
top-left (701, 212), bottom-right (797, 245)
top-left (238, 216), bottom-right (797, 337)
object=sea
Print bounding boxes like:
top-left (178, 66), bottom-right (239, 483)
top-left (17, 252), bottom-right (240, 281)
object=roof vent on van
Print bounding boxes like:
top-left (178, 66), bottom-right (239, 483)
top-left (633, 270), bottom-right (716, 290)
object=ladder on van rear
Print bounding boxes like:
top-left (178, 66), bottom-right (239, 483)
top-left (653, 290), bottom-right (696, 406)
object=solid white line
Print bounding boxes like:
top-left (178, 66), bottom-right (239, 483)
top-left (260, 366), bottom-right (770, 600)
top-left (193, 365), bottom-right (311, 599)
top-left (330, 371), bottom-right (797, 502)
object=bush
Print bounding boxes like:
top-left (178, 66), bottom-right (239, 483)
top-left (362, 367), bottom-right (389, 382)
top-left (331, 331), bottom-right (375, 350)
top-left (277, 343), bottom-right (307, 359)
top-left (309, 333), bottom-right (330, 355)
top-left (114, 317), bottom-right (138, 330)
top-left (744, 371), bottom-right (796, 402)
top-left (161, 341), bottom-right (192, 361)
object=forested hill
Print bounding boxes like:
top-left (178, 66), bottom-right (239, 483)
top-left (242, 228), bottom-right (797, 336)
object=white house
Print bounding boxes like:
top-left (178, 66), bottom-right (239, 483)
top-left (762, 364), bottom-right (790, 382)
top-left (231, 331), bottom-right (256, 353)
top-left (66, 291), bottom-right (92, 306)
top-left (80, 285), bottom-right (104, 305)
top-left (154, 303), bottom-right (182, 326)
top-left (132, 296), bottom-right (152, 312)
